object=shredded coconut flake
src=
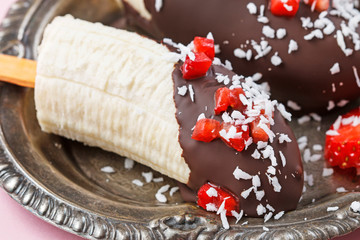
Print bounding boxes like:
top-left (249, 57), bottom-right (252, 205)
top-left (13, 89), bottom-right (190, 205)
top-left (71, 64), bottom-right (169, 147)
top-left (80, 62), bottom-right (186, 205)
top-left (170, 186), bottom-right (179, 196)
top-left (101, 166), bottom-right (116, 173)
top-left (322, 168), bottom-right (334, 177)
top-left (132, 179), bottom-right (143, 187)
top-left (327, 206), bottom-right (339, 212)
top-left (124, 158), bottom-right (135, 170)
top-left (330, 63), bottom-right (341, 75)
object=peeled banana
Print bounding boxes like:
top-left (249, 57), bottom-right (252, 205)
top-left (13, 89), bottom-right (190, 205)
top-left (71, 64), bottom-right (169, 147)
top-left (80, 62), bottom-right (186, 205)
top-left (35, 15), bottom-right (190, 183)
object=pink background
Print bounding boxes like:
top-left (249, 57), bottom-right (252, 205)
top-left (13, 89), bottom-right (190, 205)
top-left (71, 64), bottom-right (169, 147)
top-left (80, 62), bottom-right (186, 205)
top-left (0, 0), bottom-right (359, 239)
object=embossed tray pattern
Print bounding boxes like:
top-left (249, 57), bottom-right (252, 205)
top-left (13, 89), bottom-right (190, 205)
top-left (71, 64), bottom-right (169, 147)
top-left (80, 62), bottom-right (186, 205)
top-left (1, 0), bottom-right (360, 239)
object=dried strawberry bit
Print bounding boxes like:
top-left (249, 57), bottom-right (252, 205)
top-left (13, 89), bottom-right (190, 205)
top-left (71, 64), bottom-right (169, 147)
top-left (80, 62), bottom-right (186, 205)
top-left (324, 107), bottom-right (360, 174)
top-left (249, 117), bottom-right (270, 143)
top-left (197, 183), bottom-right (240, 216)
top-left (181, 52), bottom-right (212, 80)
top-left (193, 37), bottom-right (215, 60)
top-left (304, 0), bottom-right (329, 12)
top-left (229, 87), bottom-right (246, 111)
top-left (220, 122), bottom-right (250, 152)
top-left (270, 0), bottom-right (300, 17)
top-left (214, 87), bottom-right (231, 115)
top-left (214, 87), bottom-right (245, 115)
top-left (192, 118), bottom-right (221, 142)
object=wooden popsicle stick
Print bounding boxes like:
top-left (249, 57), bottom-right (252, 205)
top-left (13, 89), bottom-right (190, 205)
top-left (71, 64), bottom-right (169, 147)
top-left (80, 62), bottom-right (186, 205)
top-left (0, 54), bottom-right (36, 88)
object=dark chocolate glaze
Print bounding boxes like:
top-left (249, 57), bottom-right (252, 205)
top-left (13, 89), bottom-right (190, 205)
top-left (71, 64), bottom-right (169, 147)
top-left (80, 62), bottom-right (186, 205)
top-left (172, 64), bottom-right (303, 217)
top-left (125, 0), bottom-right (360, 114)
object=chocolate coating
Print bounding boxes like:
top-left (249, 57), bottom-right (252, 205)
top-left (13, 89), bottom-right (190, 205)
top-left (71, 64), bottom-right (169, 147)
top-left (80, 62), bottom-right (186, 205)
top-left (172, 64), bottom-right (303, 217)
top-left (125, 0), bottom-right (360, 114)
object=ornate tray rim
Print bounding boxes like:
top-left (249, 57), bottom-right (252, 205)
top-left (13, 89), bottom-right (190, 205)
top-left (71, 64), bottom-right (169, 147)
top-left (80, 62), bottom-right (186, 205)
top-left (1, 1), bottom-right (360, 239)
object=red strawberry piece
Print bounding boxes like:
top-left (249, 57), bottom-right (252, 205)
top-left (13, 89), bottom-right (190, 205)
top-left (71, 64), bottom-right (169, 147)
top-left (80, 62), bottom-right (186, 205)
top-left (249, 117), bottom-right (270, 143)
top-left (324, 107), bottom-right (360, 173)
top-left (270, 0), bottom-right (300, 17)
top-left (220, 122), bottom-right (250, 152)
top-left (214, 87), bottom-right (231, 115)
top-left (214, 87), bottom-right (245, 115)
top-left (192, 118), bottom-right (221, 142)
top-left (193, 36), bottom-right (215, 60)
top-left (197, 183), bottom-right (240, 216)
top-left (305, 0), bottom-right (329, 12)
top-left (229, 87), bottom-right (245, 111)
top-left (181, 52), bottom-right (212, 80)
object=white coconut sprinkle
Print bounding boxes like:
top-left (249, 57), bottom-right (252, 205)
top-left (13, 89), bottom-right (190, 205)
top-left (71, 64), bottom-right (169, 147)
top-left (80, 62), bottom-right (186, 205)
top-left (124, 158), bottom-right (135, 170)
top-left (287, 100), bottom-right (301, 111)
top-left (276, 28), bottom-right (287, 39)
top-left (154, 0), bottom-right (163, 12)
top-left (169, 186), bottom-right (179, 196)
top-left (188, 84), bottom-right (195, 102)
top-left (327, 206), bottom-right (339, 212)
top-left (206, 203), bottom-right (218, 212)
top-left (177, 85), bottom-right (188, 96)
top-left (257, 204), bottom-right (267, 216)
top-left (241, 187), bottom-right (255, 199)
top-left (262, 25), bottom-right (276, 38)
top-left (155, 192), bottom-right (167, 203)
top-left (101, 166), bottom-right (116, 173)
top-left (247, 2), bottom-right (257, 15)
top-left (279, 151), bottom-right (286, 167)
top-left (310, 113), bottom-right (322, 122)
top-left (353, 66), bottom-right (360, 87)
top-left (279, 134), bottom-right (292, 143)
top-left (313, 144), bottom-right (323, 151)
top-left (263, 226), bottom-right (270, 231)
top-left (288, 40), bottom-right (299, 54)
top-left (330, 63), bottom-right (340, 75)
top-left (274, 211), bottom-right (285, 220)
top-left (233, 167), bottom-right (253, 180)
top-left (220, 211), bottom-right (230, 229)
top-left (337, 99), bottom-right (349, 107)
top-left (158, 184), bottom-right (170, 194)
top-left (252, 149), bottom-right (261, 159)
top-left (327, 100), bottom-right (336, 111)
top-left (142, 172), bottom-right (153, 183)
top-left (206, 187), bottom-right (218, 197)
top-left (264, 212), bottom-right (273, 223)
top-left (232, 210), bottom-right (244, 224)
top-left (271, 52), bottom-right (282, 66)
top-left (234, 48), bottom-right (247, 59)
top-left (132, 179), bottom-right (143, 187)
top-left (351, 201), bottom-right (360, 213)
top-left (303, 148), bottom-right (311, 163)
top-left (255, 190), bottom-right (265, 201)
top-left (298, 115), bottom-right (311, 125)
top-left (336, 187), bottom-right (348, 193)
top-left (326, 130), bottom-right (340, 136)
top-left (153, 177), bottom-right (164, 183)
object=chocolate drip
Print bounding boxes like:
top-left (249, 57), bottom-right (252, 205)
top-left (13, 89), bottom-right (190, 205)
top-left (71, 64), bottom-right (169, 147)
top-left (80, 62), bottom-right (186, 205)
top-left (125, 0), bottom-right (360, 114)
top-left (172, 64), bottom-right (303, 217)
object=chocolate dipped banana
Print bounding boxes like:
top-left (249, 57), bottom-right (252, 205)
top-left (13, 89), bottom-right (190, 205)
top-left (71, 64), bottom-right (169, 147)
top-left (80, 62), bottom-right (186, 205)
top-left (35, 15), bottom-right (303, 225)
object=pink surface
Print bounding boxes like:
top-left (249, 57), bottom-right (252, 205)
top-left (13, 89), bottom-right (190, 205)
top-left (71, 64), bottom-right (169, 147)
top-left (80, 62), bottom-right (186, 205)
top-left (0, 1), bottom-right (360, 239)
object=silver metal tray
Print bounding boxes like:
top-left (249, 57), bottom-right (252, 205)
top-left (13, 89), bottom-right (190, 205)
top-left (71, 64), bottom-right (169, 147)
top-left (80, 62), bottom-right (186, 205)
top-left (1, 0), bottom-right (360, 239)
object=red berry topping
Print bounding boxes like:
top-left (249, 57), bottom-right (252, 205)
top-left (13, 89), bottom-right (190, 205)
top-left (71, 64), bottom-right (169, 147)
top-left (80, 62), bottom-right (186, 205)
top-left (214, 87), bottom-right (231, 115)
top-left (197, 183), bottom-right (240, 216)
top-left (270, 0), bottom-right (300, 17)
top-left (220, 122), bottom-right (250, 152)
top-left (181, 52), bottom-right (212, 80)
top-left (229, 87), bottom-right (245, 111)
top-left (305, 0), bottom-right (329, 12)
top-left (192, 118), bottom-right (221, 142)
top-left (193, 36), bottom-right (215, 60)
top-left (214, 87), bottom-right (245, 115)
top-left (249, 118), bottom-right (270, 143)
top-left (324, 107), bottom-right (360, 172)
